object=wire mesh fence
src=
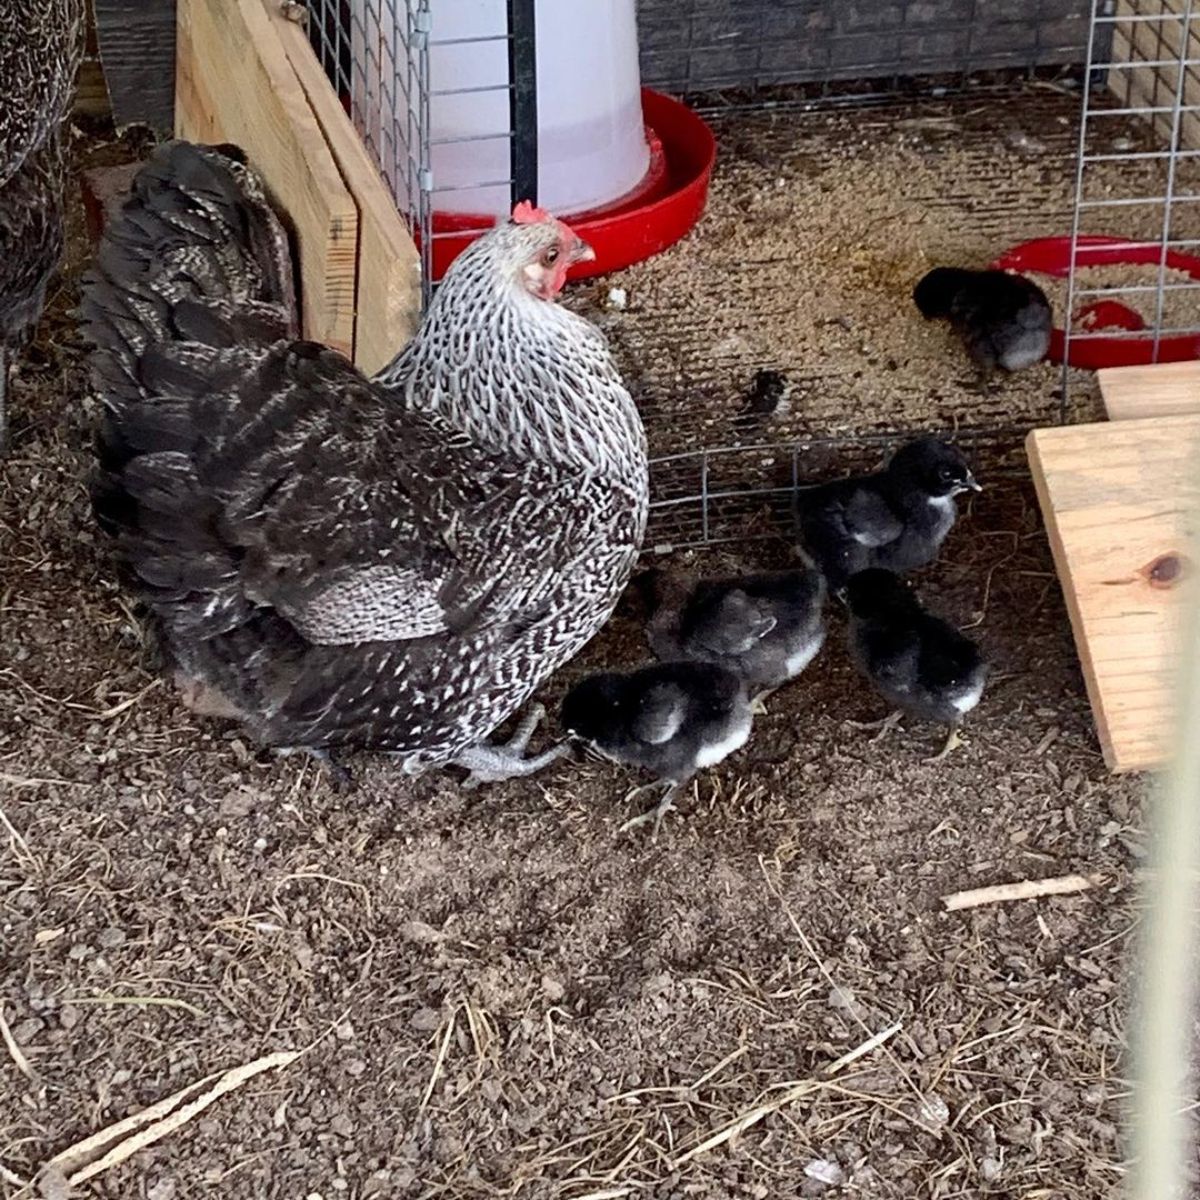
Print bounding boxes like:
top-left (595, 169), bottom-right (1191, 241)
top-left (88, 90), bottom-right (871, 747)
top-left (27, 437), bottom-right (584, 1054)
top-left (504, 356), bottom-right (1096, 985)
top-left (1062, 0), bottom-right (1200, 403)
top-left (301, 0), bottom-right (1200, 550)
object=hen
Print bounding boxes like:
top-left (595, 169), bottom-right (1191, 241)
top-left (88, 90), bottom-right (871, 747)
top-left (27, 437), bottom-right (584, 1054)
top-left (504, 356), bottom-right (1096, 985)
top-left (1, 0), bottom-right (84, 453)
top-left (82, 142), bottom-right (649, 783)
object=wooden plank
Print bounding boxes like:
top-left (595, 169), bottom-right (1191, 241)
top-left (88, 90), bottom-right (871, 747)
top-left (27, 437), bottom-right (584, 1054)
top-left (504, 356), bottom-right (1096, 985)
top-left (1026, 415), bottom-right (1200, 772)
top-left (176, 0), bottom-right (358, 358)
top-left (265, 0), bottom-right (421, 373)
top-left (1097, 360), bottom-right (1200, 420)
top-left (93, 0), bottom-right (176, 131)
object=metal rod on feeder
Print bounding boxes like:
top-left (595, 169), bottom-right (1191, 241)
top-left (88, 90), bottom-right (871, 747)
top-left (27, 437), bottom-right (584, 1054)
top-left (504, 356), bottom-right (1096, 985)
top-left (507, 0), bottom-right (538, 207)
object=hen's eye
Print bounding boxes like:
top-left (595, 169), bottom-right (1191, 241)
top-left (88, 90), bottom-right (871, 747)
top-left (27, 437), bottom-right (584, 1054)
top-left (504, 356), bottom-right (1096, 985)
top-left (543, 247), bottom-right (560, 266)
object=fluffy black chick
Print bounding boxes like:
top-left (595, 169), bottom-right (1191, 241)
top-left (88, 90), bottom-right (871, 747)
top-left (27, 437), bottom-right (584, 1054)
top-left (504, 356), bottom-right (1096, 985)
top-left (913, 267), bottom-right (1051, 388)
top-left (560, 661), bottom-right (754, 838)
top-left (794, 436), bottom-right (980, 592)
top-left (639, 566), bottom-right (826, 711)
top-left (844, 568), bottom-right (987, 760)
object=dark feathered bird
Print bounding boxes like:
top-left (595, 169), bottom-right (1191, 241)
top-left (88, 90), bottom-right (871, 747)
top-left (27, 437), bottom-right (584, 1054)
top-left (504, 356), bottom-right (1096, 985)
top-left (639, 565), bottom-right (826, 711)
top-left (794, 436), bottom-right (980, 593)
top-left (560, 661), bottom-right (754, 838)
top-left (844, 568), bottom-right (987, 760)
top-left (913, 267), bottom-right (1051, 388)
top-left (81, 142), bottom-right (648, 784)
top-left (1, 0), bottom-right (84, 453)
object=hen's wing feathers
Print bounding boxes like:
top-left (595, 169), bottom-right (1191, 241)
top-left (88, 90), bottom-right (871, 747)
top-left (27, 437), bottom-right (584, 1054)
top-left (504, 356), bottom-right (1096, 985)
top-left (126, 334), bottom-right (574, 646)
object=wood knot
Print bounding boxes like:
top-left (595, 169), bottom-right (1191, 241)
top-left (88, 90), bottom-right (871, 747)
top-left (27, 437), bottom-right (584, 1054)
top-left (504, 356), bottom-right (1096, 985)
top-left (1142, 552), bottom-right (1187, 589)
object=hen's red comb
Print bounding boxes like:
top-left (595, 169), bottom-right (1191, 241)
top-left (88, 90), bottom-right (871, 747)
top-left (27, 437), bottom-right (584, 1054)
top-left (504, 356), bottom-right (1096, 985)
top-left (511, 200), bottom-right (552, 225)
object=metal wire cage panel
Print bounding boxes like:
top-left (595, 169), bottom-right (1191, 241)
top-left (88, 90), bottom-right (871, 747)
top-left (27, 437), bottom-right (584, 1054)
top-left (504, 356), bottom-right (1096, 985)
top-left (306, 0), bottom-right (434, 293)
top-left (1063, 0), bottom-right (1200, 377)
top-left (636, 0), bottom-right (1096, 97)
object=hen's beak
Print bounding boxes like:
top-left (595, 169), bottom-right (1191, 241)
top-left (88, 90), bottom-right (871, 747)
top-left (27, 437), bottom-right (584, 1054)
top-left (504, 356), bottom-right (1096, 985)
top-left (571, 238), bottom-right (596, 265)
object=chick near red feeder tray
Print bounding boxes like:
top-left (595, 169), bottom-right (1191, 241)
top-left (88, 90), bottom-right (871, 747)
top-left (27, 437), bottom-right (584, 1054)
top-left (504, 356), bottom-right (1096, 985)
top-left (993, 235), bottom-right (1200, 368)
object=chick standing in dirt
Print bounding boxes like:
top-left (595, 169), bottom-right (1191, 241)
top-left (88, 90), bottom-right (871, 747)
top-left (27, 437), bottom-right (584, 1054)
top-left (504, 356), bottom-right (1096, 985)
top-left (844, 568), bottom-right (987, 761)
top-left (794, 436), bottom-right (980, 593)
top-left (82, 142), bottom-right (649, 785)
top-left (0, 0), bottom-right (84, 454)
top-left (913, 266), bottom-right (1051, 389)
top-left (560, 661), bottom-right (754, 839)
top-left (638, 565), bottom-right (826, 712)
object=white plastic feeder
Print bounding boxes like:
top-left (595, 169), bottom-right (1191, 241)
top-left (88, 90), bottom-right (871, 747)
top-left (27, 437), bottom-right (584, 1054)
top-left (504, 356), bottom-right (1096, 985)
top-left (352, 0), bottom-right (650, 219)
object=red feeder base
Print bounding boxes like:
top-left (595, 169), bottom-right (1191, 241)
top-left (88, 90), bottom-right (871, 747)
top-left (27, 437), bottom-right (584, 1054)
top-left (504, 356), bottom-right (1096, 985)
top-left (425, 88), bottom-right (716, 282)
top-left (993, 235), bottom-right (1200, 369)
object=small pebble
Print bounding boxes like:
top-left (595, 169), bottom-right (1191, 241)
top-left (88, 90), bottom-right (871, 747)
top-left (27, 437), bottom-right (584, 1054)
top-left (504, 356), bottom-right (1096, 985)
top-left (606, 286), bottom-right (627, 310)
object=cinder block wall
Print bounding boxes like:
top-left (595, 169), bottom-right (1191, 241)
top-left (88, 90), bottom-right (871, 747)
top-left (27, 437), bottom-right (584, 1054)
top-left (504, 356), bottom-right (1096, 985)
top-left (636, 0), bottom-right (1095, 95)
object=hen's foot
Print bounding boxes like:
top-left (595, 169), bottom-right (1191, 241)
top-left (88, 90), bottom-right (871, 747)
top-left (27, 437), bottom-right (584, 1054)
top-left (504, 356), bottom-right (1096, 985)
top-left (618, 781), bottom-right (681, 842)
top-left (924, 726), bottom-right (964, 764)
top-left (846, 710), bottom-right (904, 744)
top-left (454, 704), bottom-right (568, 787)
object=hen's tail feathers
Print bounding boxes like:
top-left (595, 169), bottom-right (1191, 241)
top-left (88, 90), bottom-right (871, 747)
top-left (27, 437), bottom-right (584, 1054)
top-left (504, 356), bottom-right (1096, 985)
top-left (80, 140), bottom-right (297, 405)
top-left (81, 142), bottom-right (299, 633)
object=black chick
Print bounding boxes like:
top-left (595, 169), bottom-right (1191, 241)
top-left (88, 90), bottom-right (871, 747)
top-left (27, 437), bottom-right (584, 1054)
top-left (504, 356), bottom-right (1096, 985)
top-left (794, 436), bottom-right (980, 593)
top-left (639, 566), bottom-right (826, 711)
top-left (913, 267), bottom-right (1051, 389)
top-left (560, 661), bottom-right (754, 839)
top-left (844, 568), bottom-right (987, 760)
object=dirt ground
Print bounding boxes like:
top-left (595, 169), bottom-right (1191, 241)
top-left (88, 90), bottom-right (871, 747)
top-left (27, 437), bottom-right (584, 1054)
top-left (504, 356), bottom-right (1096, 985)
top-left (0, 87), bottom-right (1157, 1199)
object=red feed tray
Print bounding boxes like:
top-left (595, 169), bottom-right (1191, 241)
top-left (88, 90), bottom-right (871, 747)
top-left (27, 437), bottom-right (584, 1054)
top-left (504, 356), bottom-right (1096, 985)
top-left (993, 236), bottom-right (1200, 369)
top-left (426, 88), bottom-right (716, 282)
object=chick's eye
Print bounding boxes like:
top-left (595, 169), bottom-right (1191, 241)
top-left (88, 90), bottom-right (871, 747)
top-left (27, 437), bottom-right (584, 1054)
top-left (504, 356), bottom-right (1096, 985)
top-left (542, 246), bottom-right (560, 266)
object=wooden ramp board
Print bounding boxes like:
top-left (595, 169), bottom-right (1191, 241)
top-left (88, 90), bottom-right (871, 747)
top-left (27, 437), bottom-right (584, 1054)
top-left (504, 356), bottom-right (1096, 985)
top-left (1097, 361), bottom-right (1200, 422)
top-left (176, 0), bottom-right (357, 358)
top-left (266, 0), bottom-right (421, 374)
top-left (1027, 415), bottom-right (1200, 772)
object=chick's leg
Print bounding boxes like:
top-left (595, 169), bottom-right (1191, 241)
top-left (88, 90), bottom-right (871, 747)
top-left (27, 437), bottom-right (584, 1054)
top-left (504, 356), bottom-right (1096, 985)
top-left (618, 780), bottom-right (682, 842)
top-left (454, 704), bottom-right (568, 787)
top-left (749, 686), bottom-right (779, 716)
top-left (845, 709), bottom-right (904, 743)
top-left (924, 724), bottom-right (965, 764)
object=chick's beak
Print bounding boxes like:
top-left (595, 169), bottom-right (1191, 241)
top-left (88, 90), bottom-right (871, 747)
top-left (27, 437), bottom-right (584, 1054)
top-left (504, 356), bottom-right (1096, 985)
top-left (570, 237), bottom-right (596, 265)
top-left (964, 474), bottom-right (983, 493)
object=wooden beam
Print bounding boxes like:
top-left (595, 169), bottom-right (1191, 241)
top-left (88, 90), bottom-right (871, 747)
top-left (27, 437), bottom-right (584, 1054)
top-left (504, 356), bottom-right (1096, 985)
top-left (1027, 415), bottom-right (1200, 772)
top-left (265, 0), bottom-right (421, 374)
top-left (1097, 361), bottom-right (1200, 421)
top-left (175, 0), bottom-right (358, 359)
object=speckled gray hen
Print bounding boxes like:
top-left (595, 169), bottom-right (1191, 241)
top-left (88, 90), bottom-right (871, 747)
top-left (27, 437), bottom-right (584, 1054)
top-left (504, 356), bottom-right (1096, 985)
top-left (1, 0), bottom-right (84, 453)
top-left (82, 142), bottom-right (648, 782)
